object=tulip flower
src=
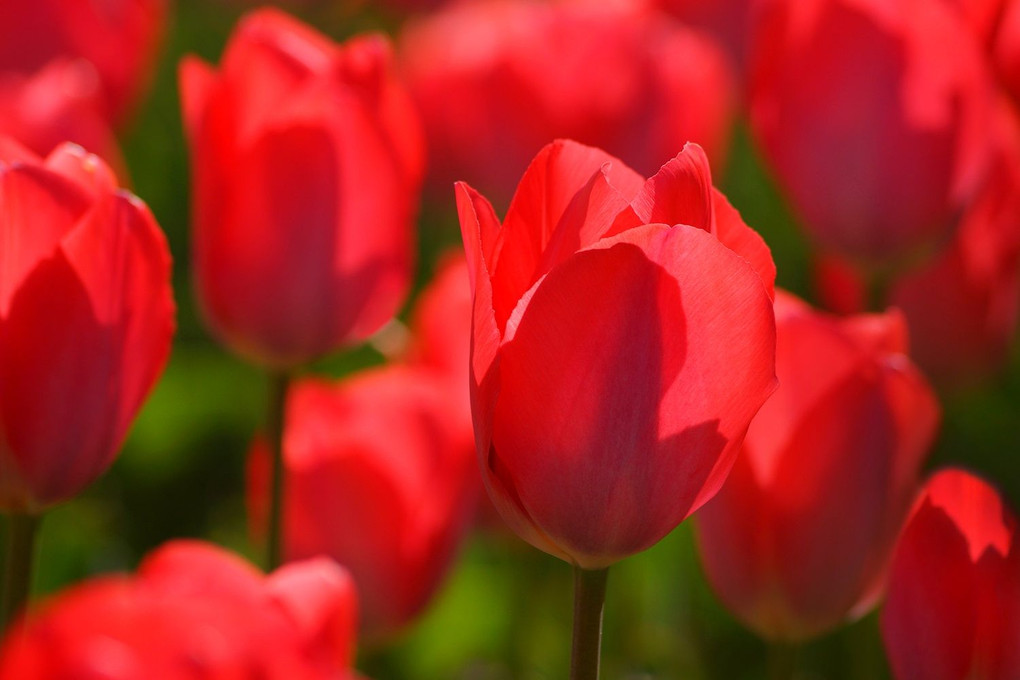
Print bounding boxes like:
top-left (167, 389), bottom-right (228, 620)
top-left (0, 0), bottom-right (167, 125)
top-left (248, 366), bottom-right (478, 639)
top-left (459, 138), bottom-right (776, 677)
top-left (695, 292), bottom-right (939, 642)
top-left (881, 468), bottom-right (1020, 680)
top-left (401, 0), bottom-right (737, 207)
top-left (0, 137), bottom-right (173, 626)
top-left (0, 541), bottom-right (360, 679)
top-left (814, 106), bottom-right (1020, 388)
top-left (181, 9), bottom-right (423, 369)
top-left (0, 60), bottom-right (124, 177)
top-left (0, 138), bottom-right (173, 512)
top-left (750, 0), bottom-right (995, 267)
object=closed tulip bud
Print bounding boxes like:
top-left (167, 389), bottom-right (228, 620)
top-left (881, 469), bottom-right (1020, 680)
top-left (751, 0), bottom-right (995, 267)
top-left (0, 541), bottom-right (360, 679)
top-left (0, 139), bottom-right (174, 512)
top-left (247, 366), bottom-right (479, 638)
top-left (695, 292), bottom-right (940, 641)
top-left (180, 9), bottom-right (424, 368)
top-left (0, 0), bottom-right (167, 126)
top-left (0, 60), bottom-right (124, 177)
top-left (458, 139), bottom-right (777, 569)
top-left (401, 0), bottom-right (737, 206)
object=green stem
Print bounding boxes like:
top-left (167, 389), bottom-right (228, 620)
top-left (265, 371), bottom-right (292, 571)
top-left (767, 641), bottom-right (797, 680)
top-left (1, 513), bottom-right (41, 631)
top-left (570, 566), bottom-right (609, 680)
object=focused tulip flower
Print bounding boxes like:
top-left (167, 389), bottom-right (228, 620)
top-left (882, 469), bottom-right (1020, 680)
top-left (0, 541), bottom-right (360, 679)
top-left (401, 0), bottom-right (737, 207)
top-left (248, 366), bottom-right (479, 639)
top-left (695, 292), bottom-right (939, 642)
top-left (0, 60), bottom-right (124, 176)
top-left (750, 0), bottom-right (995, 268)
top-left (180, 9), bottom-right (424, 369)
top-left (0, 138), bottom-right (174, 513)
top-left (459, 139), bottom-right (776, 676)
top-left (0, 0), bottom-right (167, 125)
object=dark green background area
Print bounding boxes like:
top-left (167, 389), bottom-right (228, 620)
top-left (4, 1), bottom-right (1019, 678)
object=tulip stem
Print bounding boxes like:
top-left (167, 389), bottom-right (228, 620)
top-left (570, 566), bottom-right (608, 680)
top-left (767, 641), bottom-right (797, 680)
top-left (1, 513), bottom-right (41, 631)
top-left (265, 371), bottom-right (292, 571)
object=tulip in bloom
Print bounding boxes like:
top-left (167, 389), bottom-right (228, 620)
top-left (248, 366), bottom-right (478, 638)
top-left (0, 541), bottom-right (360, 679)
top-left (458, 139), bottom-right (777, 569)
top-left (882, 468), bottom-right (1020, 680)
top-left (0, 138), bottom-right (174, 512)
top-left (695, 292), bottom-right (939, 641)
top-left (401, 0), bottom-right (737, 206)
top-left (0, 0), bottom-right (168, 125)
top-left (180, 9), bottom-right (424, 368)
top-left (751, 0), bottom-right (994, 266)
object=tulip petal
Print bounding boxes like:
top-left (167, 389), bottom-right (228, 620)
top-left (630, 142), bottom-right (713, 230)
top-left (178, 56), bottom-right (217, 142)
top-left (0, 164), bottom-right (90, 314)
top-left (712, 189), bottom-right (777, 297)
top-left (491, 223), bottom-right (775, 567)
top-left (490, 139), bottom-right (643, 330)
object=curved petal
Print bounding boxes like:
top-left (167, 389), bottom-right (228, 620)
top-left (491, 223), bottom-right (775, 567)
top-left (712, 189), bottom-right (776, 297)
top-left (629, 142), bottom-right (713, 230)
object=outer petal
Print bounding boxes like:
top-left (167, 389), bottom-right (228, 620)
top-left (490, 222), bottom-right (775, 567)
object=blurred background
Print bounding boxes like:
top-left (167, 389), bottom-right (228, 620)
top-left (3, 0), bottom-right (1019, 678)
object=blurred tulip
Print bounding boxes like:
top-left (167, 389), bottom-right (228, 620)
top-left (458, 139), bottom-right (776, 569)
top-left (248, 366), bottom-right (478, 638)
top-left (882, 468), bottom-right (1020, 680)
top-left (656, 0), bottom-right (754, 73)
top-left (815, 106), bottom-right (1020, 388)
top-left (0, 138), bottom-right (174, 512)
top-left (751, 0), bottom-right (995, 267)
top-left (180, 9), bottom-right (424, 368)
top-left (995, 0), bottom-right (1020, 101)
top-left (695, 291), bottom-right (939, 641)
top-left (401, 0), bottom-right (737, 207)
top-left (0, 0), bottom-right (167, 126)
top-left (0, 541), bottom-right (359, 679)
top-left (0, 60), bottom-right (124, 177)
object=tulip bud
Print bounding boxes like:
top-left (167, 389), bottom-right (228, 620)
top-left (695, 291), bottom-right (939, 641)
top-left (0, 138), bottom-right (174, 513)
top-left (459, 138), bottom-right (777, 569)
top-left (750, 0), bottom-right (995, 266)
top-left (0, 541), bottom-right (359, 679)
top-left (180, 9), bottom-right (424, 368)
top-left (247, 366), bottom-right (478, 639)
top-left (881, 469), bottom-right (1020, 680)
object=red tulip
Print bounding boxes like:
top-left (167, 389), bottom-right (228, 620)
top-left (0, 60), bottom-right (124, 177)
top-left (401, 0), bottom-right (737, 206)
top-left (0, 138), bottom-right (174, 512)
top-left (0, 541), bottom-right (360, 679)
top-left (695, 291), bottom-right (939, 641)
top-left (458, 139), bottom-right (777, 569)
top-left (248, 366), bottom-right (478, 638)
top-left (881, 468), bottom-right (1020, 680)
top-left (0, 0), bottom-right (167, 125)
top-left (814, 106), bottom-right (1020, 388)
top-left (180, 9), bottom-right (424, 368)
top-left (750, 0), bottom-right (995, 266)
